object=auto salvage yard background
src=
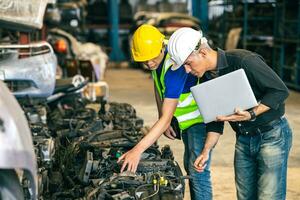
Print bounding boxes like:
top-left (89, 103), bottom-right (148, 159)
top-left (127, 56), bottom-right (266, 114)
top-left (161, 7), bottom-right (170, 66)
top-left (0, 0), bottom-right (299, 200)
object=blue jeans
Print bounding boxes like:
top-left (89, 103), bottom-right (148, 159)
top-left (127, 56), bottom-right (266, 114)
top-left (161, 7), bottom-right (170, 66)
top-left (234, 117), bottom-right (292, 200)
top-left (182, 123), bottom-right (212, 200)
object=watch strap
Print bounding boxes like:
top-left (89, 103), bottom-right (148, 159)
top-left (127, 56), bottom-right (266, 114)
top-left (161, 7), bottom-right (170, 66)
top-left (248, 109), bottom-right (256, 121)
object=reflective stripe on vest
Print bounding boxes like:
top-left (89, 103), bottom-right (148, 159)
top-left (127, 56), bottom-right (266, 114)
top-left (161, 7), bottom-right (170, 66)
top-left (176, 109), bottom-right (201, 122)
top-left (152, 52), bottom-right (204, 131)
top-left (177, 93), bottom-right (194, 108)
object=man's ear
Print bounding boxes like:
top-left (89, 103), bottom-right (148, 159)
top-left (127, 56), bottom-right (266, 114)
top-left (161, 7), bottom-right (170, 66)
top-left (199, 48), bottom-right (208, 58)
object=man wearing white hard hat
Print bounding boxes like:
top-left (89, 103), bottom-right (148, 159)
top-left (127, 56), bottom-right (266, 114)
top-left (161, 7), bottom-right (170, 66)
top-left (168, 27), bottom-right (292, 200)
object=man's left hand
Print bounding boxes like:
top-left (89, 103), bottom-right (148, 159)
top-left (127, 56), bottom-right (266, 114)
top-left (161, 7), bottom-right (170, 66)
top-left (163, 126), bottom-right (176, 140)
top-left (216, 108), bottom-right (251, 122)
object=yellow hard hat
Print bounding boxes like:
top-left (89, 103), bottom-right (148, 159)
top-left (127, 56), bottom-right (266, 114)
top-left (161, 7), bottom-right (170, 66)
top-left (131, 24), bottom-right (165, 62)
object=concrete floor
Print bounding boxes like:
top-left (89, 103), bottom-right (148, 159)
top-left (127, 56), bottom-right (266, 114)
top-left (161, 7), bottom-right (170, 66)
top-left (104, 68), bottom-right (300, 200)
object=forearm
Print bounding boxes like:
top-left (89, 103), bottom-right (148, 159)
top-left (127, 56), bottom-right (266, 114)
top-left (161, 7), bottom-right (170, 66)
top-left (252, 103), bottom-right (270, 116)
top-left (133, 98), bottom-right (177, 152)
top-left (202, 132), bottom-right (221, 153)
top-left (134, 116), bottom-right (171, 152)
top-left (217, 103), bottom-right (272, 122)
top-left (194, 131), bottom-right (221, 172)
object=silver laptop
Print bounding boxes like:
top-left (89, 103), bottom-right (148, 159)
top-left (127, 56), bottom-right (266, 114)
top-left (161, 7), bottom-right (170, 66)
top-left (190, 69), bottom-right (258, 123)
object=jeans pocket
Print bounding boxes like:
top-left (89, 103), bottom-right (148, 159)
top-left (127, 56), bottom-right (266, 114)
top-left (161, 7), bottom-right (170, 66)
top-left (261, 125), bottom-right (282, 143)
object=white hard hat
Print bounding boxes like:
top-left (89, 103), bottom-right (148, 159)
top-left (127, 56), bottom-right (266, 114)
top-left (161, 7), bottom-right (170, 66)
top-left (168, 27), bottom-right (207, 70)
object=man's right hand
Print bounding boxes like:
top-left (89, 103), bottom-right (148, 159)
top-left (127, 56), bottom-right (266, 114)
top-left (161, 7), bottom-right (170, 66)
top-left (163, 126), bottom-right (176, 140)
top-left (117, 147), bottom-right (142, 173)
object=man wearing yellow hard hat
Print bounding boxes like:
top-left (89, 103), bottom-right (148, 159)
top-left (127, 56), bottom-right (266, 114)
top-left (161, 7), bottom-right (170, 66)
top-left (118, 24), bottom-right (213, 200)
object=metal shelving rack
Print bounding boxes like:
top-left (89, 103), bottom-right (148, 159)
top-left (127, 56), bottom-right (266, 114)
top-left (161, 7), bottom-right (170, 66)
top-left (208, 0), bottom-right (276, 65)
top-left (208, 0), bottom-right (235, 48)
top-left (273, 0), bottom-right (300, 90)
top-left (209, 0), bottom-right (300, 89)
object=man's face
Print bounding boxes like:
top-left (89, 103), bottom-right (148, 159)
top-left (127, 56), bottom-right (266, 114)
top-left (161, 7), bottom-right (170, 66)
top-left (142, 49), bottom-right (164, 70)
top-left (183, 51), bottom-right (207, 77)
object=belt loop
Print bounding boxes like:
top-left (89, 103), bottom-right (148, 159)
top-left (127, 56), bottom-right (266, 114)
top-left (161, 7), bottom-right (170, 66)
top-left (257, 128), bottom-right (262, 135)
top-left (258, 128), bottom-right (263, 141)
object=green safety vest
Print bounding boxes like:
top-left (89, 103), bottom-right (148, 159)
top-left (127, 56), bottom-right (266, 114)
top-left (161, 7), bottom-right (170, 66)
top-left (152, 53), bottom-right (204, 131)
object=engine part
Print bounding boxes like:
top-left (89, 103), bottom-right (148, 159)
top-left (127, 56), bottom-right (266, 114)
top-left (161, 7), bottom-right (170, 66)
top-left (34, 137), bottom-right (55, 164)
top-left (79, 151), bottom-right (93, 183)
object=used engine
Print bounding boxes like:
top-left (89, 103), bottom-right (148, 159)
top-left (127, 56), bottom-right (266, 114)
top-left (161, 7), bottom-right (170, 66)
top-left (18, 85), bottom-right (185, 200)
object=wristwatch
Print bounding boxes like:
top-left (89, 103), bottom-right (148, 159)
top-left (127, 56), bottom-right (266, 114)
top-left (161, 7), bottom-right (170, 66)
top-left (248, 109), bottom-right (256, 121)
